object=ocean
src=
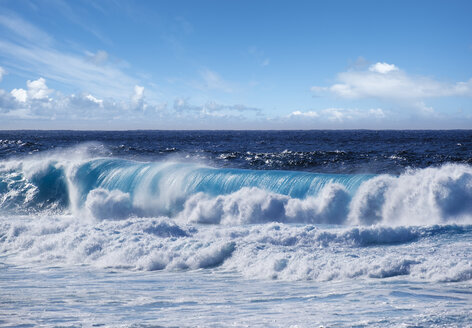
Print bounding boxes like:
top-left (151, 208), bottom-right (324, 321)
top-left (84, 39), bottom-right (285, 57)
top-left (0, 130), bottom-right (471, 327)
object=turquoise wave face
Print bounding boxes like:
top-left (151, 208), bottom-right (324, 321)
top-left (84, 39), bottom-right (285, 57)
top-left (74, 159), bottom-right (373, 198)
top-left (71, 159), bottom-right (374, 215)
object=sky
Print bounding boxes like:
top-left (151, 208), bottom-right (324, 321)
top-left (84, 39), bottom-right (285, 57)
top-left (0, 0), bottom-right (471, 130)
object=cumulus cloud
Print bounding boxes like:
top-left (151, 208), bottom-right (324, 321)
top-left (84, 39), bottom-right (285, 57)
top-left (26, 77), bottom-right (52, 100)
top-left (0, 75), bottom-right (263, 127)
top-left (11, 88), bottom-right (27, 103)
top-left (11, 77), bottom-right (52, 102)
top-left (312, 62), bottom-right (472, 101)
top-left (368, 62), bottom-right (398, 74)
top-left (0, 76), bottom-right (167, 121)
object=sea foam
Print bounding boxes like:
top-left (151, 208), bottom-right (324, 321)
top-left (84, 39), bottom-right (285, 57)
top-left (1, 215), bottom-right (470, 281)
top-left (1, 153), bottom-right (472, 226)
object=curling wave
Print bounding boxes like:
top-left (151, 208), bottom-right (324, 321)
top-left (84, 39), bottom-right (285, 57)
top-left (0, 154), bottom-right (472, 225)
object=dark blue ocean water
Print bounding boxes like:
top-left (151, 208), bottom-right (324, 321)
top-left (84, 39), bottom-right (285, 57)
top-left (2, 130), bottom-right (471, 173)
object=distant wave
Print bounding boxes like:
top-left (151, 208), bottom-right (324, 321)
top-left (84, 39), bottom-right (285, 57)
top-left (0, 147), bottom-right (472, 226)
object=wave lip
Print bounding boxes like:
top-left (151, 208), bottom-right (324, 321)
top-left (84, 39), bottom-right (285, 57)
top-left (69, 158), bottom-right (371, 217)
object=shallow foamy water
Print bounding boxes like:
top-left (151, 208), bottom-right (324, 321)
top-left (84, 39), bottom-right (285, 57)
top-left (1, 213), bottom-right (471, 327)
top-left (1, 262), bottom-right (471, 327)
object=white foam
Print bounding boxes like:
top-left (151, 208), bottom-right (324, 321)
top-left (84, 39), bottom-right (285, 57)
top-left (2, 213), bottom-right (470, 282)
top-left (349, 164), bottom-right (472, 226)
top-left (85, 188), bottom-right (134, 220)
top-left (179, 184), bottom-right (350, 225)
top-left (2, 146), bottom-right (472, 226)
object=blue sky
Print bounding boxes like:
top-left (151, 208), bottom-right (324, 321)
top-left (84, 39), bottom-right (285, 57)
top-left (0, 0), bottom-right (471, 129)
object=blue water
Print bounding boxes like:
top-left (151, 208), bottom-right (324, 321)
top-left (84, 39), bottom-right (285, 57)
top-left (0, 130), bottom-right (471, 327)
top-left (2, 130), bottom-right (471, 173)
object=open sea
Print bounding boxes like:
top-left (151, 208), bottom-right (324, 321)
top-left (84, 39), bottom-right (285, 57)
top-left (0, 130), bottom-right (471, 327)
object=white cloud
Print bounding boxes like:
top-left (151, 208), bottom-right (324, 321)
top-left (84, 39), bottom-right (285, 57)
top-left (312, 62), bottom-right (472, 101)
top-left (11, 88), bottom-right (27, 102)
top-left (130, 85), bottom-right (146, 111)
top-left (368, 108), bottom-right (387, 118)
top-left (0, 14), bottom-right (140, 99)
top-left (0, 79), bottom-right (166, 121)
top-left (10, 77), bottom-right (52, 102)
top-left (0, 66), bottom-right (5, 82)
top-left (132, 85), bottom-right (144, 103)
top-left (26, 77), bottom-right (52, 100)
top-left (1, 76), bottom-right (261, 125)
top-left (85, 94), bottom-right (103, 106)
top-left (368, 62), bottom-right (398, 74)
top-left (290, 110), bottom-right (319, 118)
top-left (321, 108), bottom-right (346, 122)
top-left (289, 108), bottom-right (386, 122)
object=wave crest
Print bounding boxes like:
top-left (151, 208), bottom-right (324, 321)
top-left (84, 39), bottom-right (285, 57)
top-left (0, 153), bottom-right (472, 225)
top-left (349, 164), bottom-right (472, 225)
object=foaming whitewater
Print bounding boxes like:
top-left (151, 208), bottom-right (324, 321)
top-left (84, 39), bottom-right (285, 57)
top-left (1, 148), bottom-right (471, 280)
top-left (1, 150), bottom-right (471, 226)
top-left (1, 133), bottom-right (472, 327)
top-left (74, 158), bottom-right (369, 222)
top-left (2, 215), bottom-right (471, 282)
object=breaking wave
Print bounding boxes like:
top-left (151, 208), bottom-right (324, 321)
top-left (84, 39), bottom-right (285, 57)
top-left (1, 151), bottom-right (471, 226)
top-left (1, 148), bottom-right (471, 281)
